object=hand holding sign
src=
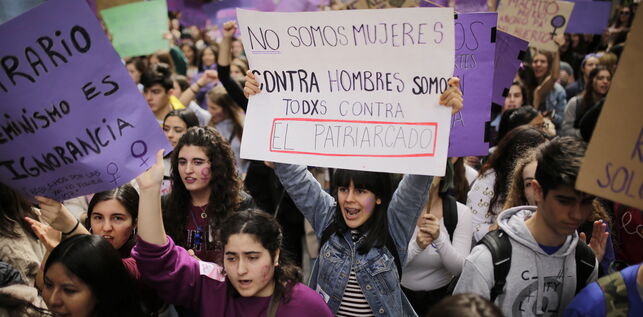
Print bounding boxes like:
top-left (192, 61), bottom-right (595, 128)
top-left (440, 78), bottom-right (463, 115)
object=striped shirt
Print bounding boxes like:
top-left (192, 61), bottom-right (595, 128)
top-left (337, 231), bottom-right (374, 316)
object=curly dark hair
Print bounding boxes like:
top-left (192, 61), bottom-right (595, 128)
top-left (164, 126), bottom-right (242, 250)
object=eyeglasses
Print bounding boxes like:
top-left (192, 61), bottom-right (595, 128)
top-left (620, 11), bottom-right (631, 15)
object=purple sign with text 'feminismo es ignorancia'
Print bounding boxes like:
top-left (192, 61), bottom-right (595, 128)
top-left (0, 0), bottom-right (170, 201)
top-left (448, 12), bottom-right (497, 157)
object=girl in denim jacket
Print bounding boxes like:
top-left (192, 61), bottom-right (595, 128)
top-left (244, 73), bottom-right (463, 316)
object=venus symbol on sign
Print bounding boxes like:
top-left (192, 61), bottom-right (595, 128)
top-left (106, 162), bottom-right (120, 186)
top-left (130, 140), bottom-right (149, 167)
top-left (550, 15), bottom-right (566, 39)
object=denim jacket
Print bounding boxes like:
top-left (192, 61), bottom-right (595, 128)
top-left (274, 163), bottom-right (432, 316)
top-left (544, 82), bottom-right (567, 133)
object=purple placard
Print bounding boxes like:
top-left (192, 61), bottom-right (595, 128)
top-left (0, 0), bottom-right (171, 201)
top-left (167, 0), bottom-right (184, 11)
top-left (455, 0), bottom-right (488, 13)
top-left (179, 0), bottom-right (210, 28)
top-left (448, 12), bottom-right (497, 157)
top-left (566, 0), bottom-right (612, 34)
top-left (491, 30), bottom-right (528, 108)
top-left (420, 0), bottom-right (449, 8)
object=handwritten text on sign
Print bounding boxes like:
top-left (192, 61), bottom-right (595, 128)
top-left (497, 0), bottom-right (574, 51)
top-left (0, 0), bottom-right (170, 201)
top-left (238, 8), bottom-right (455, 176)
top-left (449, 12), bottom-right (497, 157)
top-left (576, 8), bottom-right (643, 209)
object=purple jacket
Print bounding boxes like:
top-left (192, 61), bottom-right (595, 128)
top-left (132, 236), bottom-right (333, 317)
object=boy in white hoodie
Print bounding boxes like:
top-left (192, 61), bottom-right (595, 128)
top-left (454, 137), bottom-right (607, 316)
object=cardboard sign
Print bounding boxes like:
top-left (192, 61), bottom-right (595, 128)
top-left (576, 8), bottom-right (643, 209)
top-left (237, 8), bottom-right (455, 175)
top-left (497, 0), bottom-right (574, 51)
top-left (448, 12), bottom-right (497, 157)
top-left (0, 0), bottom-right (171, 201)
top-left (492, 30), bottom-right (529, 110)
top-left (100, 0), bottom-right (169, 58)
top-left (566, 0), bottom-right (611, 35)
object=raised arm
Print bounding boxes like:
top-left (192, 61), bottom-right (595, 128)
top-left (218, 21), bottom-right (248, 110)
top-left (132, 149), bottom-right (208, 309)
top-left (31, 196), bottom-right (90, 238)
top-left (179, 70), bottom-right (218, 107)
top-left (135, 149), bottom-right (167, 245)
top-left (273, 163), bottom-right (337, 237)
top-left (434, 204), bottom-right (473, 275)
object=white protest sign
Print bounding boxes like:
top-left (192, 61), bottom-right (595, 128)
top-left (238, 8), bottom-right (455, 176)
top-left (498, 0), bottom-right (574, 51)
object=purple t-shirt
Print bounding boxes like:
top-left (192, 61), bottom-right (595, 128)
top-left (132, 236), bottom-right (333, 317)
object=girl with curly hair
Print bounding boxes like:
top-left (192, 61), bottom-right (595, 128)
top-left (162, 126), bottom-right (253, 264)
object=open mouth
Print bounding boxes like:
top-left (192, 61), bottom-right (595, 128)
top-left (184, 177), bottom-right (197, 184)
top-left (238, 280), bottom-right (253, 288)
top-left (344, 208), bottom-right (360, 220)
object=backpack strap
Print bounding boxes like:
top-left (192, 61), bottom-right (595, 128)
top-left (442, 194), bottom-right (458, 243)
top-left (478, 230), bottom-right (512, 302)
top-left (575, 241), bottom-right (596, 294)
top-left (597, 271), bottom-right (629, 316)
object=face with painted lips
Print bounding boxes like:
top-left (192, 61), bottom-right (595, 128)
top-left (178, 145), bottom-right (212, 196)
top-left (43, 263), bottom-right (96, 317)
top-left (224, 233), bottom-right (278, 297)
top-left (89, 199), bottom-right (134, 250)
top-left (592, 70), bottom-right (611, 96)
top-left (337, 181), bottom-right (381, 229)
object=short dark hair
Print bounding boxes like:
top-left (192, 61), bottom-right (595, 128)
top-left (85, 184), bottom-right (139, 257)
top-left (45, 235), bottom-right (143, 317)
top-left (497, 106), bottom-right (540, 143)
top-left (141, 63), bottom-right (173, 91)
top-left (535, 136), bottom-right (587, 197)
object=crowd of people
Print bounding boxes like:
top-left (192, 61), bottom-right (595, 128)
top-left (0, 2), bottom-right (642, 317)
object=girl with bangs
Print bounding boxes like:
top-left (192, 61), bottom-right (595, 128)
top-left (243, 73), bottom-right (464, 316)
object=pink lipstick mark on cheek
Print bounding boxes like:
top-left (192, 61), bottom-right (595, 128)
top-left (199, 167), bottom-right (212, 181)
top-left (261, 265), bottom-right (272, 282)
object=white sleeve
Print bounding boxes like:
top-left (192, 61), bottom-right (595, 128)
top-left (452, 245), bottom-right (494, 299)
top-left (405, 226), bottom-right (425, 265)
top-left (467, 172), bottom-right (495, 242)
top-left (434, 203), bottom-right (473, 275)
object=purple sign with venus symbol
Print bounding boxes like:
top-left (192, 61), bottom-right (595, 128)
top-left (0, 0), bottom-right (171, 201)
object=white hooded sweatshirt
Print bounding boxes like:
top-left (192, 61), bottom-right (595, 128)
top-left (453, 206), bottom-right (598, 316)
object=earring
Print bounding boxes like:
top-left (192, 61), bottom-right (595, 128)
top-left (132, 227), bottom-right (137, 236)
